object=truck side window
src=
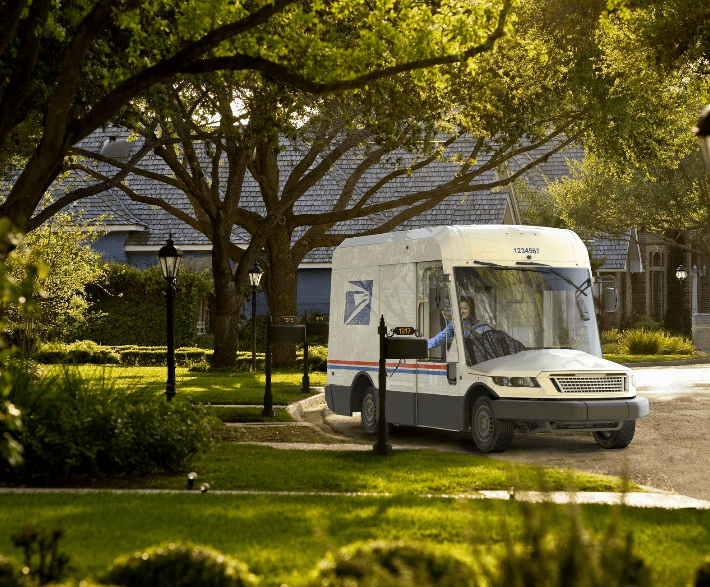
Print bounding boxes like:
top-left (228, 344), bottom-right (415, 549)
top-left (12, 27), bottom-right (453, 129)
top-left (417, 261), bottom-right (449, 362)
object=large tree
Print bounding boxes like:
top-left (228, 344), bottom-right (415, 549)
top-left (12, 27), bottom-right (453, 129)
top-left (0, 0), bottom-right (514, 245)
top-left (39, 0), bottom-right (613, 367)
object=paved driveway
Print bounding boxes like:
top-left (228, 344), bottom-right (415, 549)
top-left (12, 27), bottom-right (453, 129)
top-left (323, 365), bottom-right (710, 501)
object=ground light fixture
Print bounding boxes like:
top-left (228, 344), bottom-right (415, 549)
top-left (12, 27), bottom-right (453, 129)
top-left (187, 472), bottom-right (197, 490)
top-left (248, 261), bottom-right (264, 372)
top-left (158, 235), bottom-right (183, 400)
top-left (694, 105), bottom-right (710, 175)
top-left (677, 265), bottom-right (687, 336)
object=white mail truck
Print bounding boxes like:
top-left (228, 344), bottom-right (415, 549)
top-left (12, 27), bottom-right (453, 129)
top-left (324, 225), bottom-right (649, 453)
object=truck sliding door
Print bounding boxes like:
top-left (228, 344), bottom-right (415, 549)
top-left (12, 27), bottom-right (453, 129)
top-left (416, 262), bottom-right (461, 430)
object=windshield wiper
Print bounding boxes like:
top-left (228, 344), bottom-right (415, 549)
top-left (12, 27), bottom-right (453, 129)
top-left (515, 261), bottom-right (592, 297)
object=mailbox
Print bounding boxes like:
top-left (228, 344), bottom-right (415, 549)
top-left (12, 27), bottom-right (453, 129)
top-left (386, 337), bottom-right (428, 360)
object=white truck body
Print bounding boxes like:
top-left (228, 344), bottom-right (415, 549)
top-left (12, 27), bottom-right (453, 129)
top-left (324, 225), bottom-right (649, 452)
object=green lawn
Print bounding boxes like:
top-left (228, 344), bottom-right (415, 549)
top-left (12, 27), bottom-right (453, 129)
top-left (52, 365), bottom-right (326, 405)
top-left (142, 443), bottom-right (640, 494)
top-left (604, 353), bottom-right (704, 364)
top-left (0, 492), bottom-right (707, 587)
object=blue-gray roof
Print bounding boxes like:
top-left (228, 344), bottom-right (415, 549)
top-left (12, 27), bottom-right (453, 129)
top-left (38, 128), bottom-right (586, 263)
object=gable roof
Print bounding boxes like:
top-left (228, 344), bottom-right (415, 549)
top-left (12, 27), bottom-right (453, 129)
top-left (588, 229), bottom-right (643, 273)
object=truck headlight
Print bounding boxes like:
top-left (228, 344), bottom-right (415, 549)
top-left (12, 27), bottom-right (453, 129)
top-left (492, 376), bottom-right (540, 387)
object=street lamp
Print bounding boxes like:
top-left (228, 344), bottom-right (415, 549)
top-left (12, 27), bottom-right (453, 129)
top-left (158, 235), bottom-right (183, 400)
top-left (248, 261), bottom-right (263, 372)
top-left (693, 105), bottom-right (710, 175)
top-left (676, 264), bottom-right (688, 336)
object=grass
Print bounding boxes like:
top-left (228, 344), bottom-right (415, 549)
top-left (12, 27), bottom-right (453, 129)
top-left (47, 365), bottom-right (326, 405)
top-left (206, 406), bottom-right (294, 423)
top-left (0, 492), bottom-right (707, 587)
top-left (139, 443), bottom-right (641, 494)
top-left (604, 353), bottom-right (705, 364)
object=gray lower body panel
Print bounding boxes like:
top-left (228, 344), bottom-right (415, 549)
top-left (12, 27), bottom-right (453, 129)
top-left (325, 384), bottom-right (352, 416)
top-left (491, 397), bottom-right (649, 422)
top-left (417, 393), bottom-right (462, 430)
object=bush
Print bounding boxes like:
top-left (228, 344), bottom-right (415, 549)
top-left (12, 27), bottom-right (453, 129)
top-left (616, 329), bottom-right (695, 356)
top-left (101, 543), bottom-right (258, 587)
top-left (118, 348), bottom-right (209, 367)
top-left (601, 329), bottom-right (621, 344)
top-left (75, 263), bottom-right (214, 348)
top-left (485, 499), bottom-right (652, 587)
top-left (34, 341), bottom-right (120, 365)
top-left (631, 316), bottom-right (664, 331)
top-left (3, 366), bottom-right (215, 484)
top-left (306, 541), bottom-right (480, 587)
top-left (0, 555), bottom-right (28, 587)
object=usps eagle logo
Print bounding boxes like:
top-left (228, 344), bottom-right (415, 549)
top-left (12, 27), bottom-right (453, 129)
top-left (344, 280), bottom-right (373, 325)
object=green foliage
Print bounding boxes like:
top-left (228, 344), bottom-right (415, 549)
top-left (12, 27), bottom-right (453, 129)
top-left (631, 317), bottom-right (664, 332)
top-left (75, 263), bottom-right (213, 348)
top-left (485, 499), bottom-right (652, 587)
top-left (601, 329), bottom-right (621, 344)
top-left (0, 218), bottom-right (44, 474)
top-left (9, 525), bottom-right (69, 586)
top-left (34, 341), bottom-right (120, 365)
top-left (307, 541), bottom-right (479, 587)
top-left (4, 366), bottom-right (214, 483)
top-left (101, 543), bottom-right (258, 587)
top-left (3, 213), bottom-right (105, 347)
top-left (695, 556), bottom-right (710, 587)
top-left (0, 554), bottom-right (29, 587)
top-left (616, 329), bottom-right (695, 356)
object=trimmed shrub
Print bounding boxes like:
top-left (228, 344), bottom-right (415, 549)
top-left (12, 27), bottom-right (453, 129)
top-left (101, 543), bottom-right (258, 587)
top-left (4, 366), bottom-right (215, 484)
top-left (118, 348), bottom-right (209, 367)
top-left (307, 541), bottom-right (480, 587)
top-left (35, 341), bottom-right (120, 365)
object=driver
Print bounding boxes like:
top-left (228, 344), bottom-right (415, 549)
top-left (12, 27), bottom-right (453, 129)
top-left (428, 297), bottom-right (491, 350)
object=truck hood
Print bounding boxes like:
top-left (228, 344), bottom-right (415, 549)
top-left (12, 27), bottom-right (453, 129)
top-left (472, 349), bottom-right (628, 377)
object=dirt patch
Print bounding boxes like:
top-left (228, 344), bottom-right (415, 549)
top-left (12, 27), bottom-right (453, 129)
top-left (214, 423), bottom-right (353, 444)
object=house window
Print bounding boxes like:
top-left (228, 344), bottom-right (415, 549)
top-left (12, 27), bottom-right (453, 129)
top-left (197, 297), bottom-right (210, 335)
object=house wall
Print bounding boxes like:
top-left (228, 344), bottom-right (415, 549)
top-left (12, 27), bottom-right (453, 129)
top-left (94, 232), bottom-right (128, 263)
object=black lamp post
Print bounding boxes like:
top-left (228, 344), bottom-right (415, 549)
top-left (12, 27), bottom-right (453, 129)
top-left (676, 264), bottom-right (688, 336)
top-left (158, 235), bottom-right (183, 400)
top-left (694, 105), bottom-right (710, 175)
top-left (248, 261), bottom-right (263, 372)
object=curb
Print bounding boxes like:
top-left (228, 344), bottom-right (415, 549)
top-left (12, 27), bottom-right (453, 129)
top-left (0, 487), bottom-right (707, 509)
top-left (288, 390), bottom-right (326, 421)
top-left (624, 357), bottom-right (710, 368)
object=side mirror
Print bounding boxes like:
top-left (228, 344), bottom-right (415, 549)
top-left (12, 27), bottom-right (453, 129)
top-left (605, 287), bottom-right (619, 313)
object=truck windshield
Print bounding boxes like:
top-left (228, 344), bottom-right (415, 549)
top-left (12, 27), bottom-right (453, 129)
top-left (454, 265), bottom-right (601, 366)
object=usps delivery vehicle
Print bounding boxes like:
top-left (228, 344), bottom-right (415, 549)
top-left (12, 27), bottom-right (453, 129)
top-left (324, 225), bottom-right (649, 453)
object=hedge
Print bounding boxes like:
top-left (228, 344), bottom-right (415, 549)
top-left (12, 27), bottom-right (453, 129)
top-left (72, 263), bottom-right (214, 348)
top-left (33, 342), bottom-right (328, 370)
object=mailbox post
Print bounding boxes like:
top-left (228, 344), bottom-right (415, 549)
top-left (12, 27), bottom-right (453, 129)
top-left (373, 317), bottom-right (428, 456)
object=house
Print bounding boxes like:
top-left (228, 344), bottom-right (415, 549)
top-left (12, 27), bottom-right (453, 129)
top-left (49, 129), bottom-right (585, 328)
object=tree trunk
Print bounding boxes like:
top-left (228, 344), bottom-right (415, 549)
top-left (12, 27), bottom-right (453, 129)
top-left (265, 227), bottom-right (299, 367)
top-left (211, 236), bottom-right (241, 368)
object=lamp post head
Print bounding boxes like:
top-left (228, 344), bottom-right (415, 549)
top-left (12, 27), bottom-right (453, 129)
top-left (676, 264), bottom-right (688, 282)
top-left (693, 105), bottom-right (710, 175)
top-left (158, 234), bottom-right (183, 281)
top-left (248, 261), bottom-right (263, 287)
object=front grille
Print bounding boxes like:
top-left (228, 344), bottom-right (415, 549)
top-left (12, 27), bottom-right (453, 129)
top-left (552, 375), bottom-right (626, 394)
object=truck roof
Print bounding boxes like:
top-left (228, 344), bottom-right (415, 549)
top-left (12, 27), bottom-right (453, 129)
top-left (333, 225), bottom-right (590, 268)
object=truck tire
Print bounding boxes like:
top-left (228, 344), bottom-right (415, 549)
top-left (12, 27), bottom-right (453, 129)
top-left (361, 386), bottom-right (377, 434)
top-left (593, 420), bottom-right (635, 449)
top-left (471, 396), bottom-right (514, 453)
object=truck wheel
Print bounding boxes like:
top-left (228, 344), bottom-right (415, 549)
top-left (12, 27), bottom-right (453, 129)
top-left (593, 420), bottom-right (635, 449)
top-left (361, 386), bottom-right (377, 434)
top-left (471, 396), bottom-right (513, 453)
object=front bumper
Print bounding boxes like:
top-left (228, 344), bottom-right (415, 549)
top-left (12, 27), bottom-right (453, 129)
top-left (490, 397), bottom-right (649, 422)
